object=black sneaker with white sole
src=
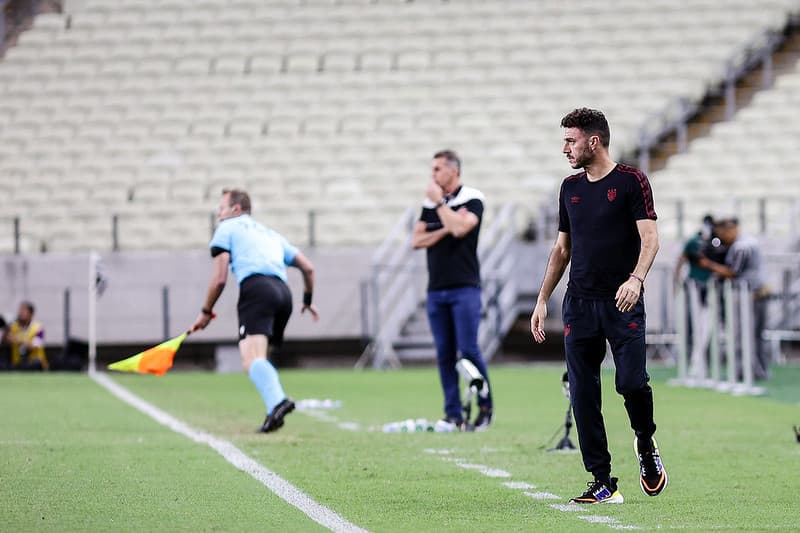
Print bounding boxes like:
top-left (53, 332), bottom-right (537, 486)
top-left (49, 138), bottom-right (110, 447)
top-left (569, 477), bottom-right (624, 504)
top-left (473, 408), bottom-right (493, 431)
top-left (635, 436), bottom-right (668, 496)
top-left (259, 398), bottom-right (295, 433)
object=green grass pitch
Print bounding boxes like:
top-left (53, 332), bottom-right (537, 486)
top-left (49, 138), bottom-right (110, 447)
top-left (2, 364), bottom-right (799, 532)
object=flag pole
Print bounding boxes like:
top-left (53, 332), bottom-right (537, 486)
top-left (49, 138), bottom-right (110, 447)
top-left (88, 251), bottom-right (99, 375)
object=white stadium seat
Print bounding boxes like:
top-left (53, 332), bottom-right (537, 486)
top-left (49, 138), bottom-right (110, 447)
top-left (0, 0), bottom-right (797, 249)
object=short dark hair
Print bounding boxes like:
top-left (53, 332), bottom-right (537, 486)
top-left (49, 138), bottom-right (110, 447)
top-left (20, 301), bottom-right (34, 315)
top-left (433, 149), bottom-right (461, 174)
top-left (561, 108), bottom-right (611, 148)
top-left (222, 188), bottom-right (251, 214)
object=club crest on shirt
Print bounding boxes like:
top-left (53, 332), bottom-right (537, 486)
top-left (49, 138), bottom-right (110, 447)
top-left (570, 196), bottom-right (580, 204)
top-left (607, 188), bottom-right (617, 202)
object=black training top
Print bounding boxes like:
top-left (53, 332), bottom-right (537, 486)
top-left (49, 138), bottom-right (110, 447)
top-left (558, 164), bottom-right (657, 299)
top-left (419, 185), bottom-right (485, 291)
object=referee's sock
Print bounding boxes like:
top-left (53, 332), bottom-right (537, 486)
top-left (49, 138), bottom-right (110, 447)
top-left (248, 358), bottom-right (286, 414)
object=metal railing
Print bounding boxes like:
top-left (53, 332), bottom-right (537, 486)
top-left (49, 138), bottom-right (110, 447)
top-left (4, 208), bottom-right (363, 254)
top-left (635, 27), bottom-right (785, 174)
top-left (356, 203), bottom-right (520, 369)
top-left (660, 196), bottom-right (800, 241)
top-left (476, 204), bottom-right (519, 359)
top-left (357, 207), bottom-right (420, 368)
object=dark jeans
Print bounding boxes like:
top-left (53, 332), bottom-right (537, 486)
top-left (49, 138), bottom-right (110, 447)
top-left (563, 294), bottom-right (656, 480)
top-left (426, 286), bottom-right (492, 420)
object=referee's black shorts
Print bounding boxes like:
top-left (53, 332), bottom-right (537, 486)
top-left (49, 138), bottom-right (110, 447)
top-left (237, 274), bottom-right (293, 347)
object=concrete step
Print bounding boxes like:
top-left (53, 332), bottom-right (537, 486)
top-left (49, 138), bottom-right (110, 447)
top-left (647, 21), bottom-right (800, 173)
top-left (394, 335), bottom-right (434, 349)
top-left (402, 319), bottom-right (431, 336)
top-left (395, 346), bottom-right (437, 361)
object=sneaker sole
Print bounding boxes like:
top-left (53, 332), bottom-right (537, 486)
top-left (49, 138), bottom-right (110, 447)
top-left (634, 436), bottom-right (669, 496)
top-left (569, 492), bottom-right (624, 505)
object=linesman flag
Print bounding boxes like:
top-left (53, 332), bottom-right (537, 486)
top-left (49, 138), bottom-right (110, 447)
top-left (108, 332), bottom-right (188, 376)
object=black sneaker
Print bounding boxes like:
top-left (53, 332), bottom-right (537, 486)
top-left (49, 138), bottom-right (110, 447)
top-left (569, 477), bottom-right (624, 504)
top-left (635, 436), bottom-right (668, 496)
top-left (473, 407), bottom-right (493, 432)
top-left (259, 398), bottom-right (295, 433)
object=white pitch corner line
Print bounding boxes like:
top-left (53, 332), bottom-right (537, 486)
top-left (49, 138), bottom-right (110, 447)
top-left (91, 372), bottom-right (370, 533)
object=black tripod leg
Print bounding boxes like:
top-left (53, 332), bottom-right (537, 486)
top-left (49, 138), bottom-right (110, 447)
top-left (555, 401), bottom-right (577, 450)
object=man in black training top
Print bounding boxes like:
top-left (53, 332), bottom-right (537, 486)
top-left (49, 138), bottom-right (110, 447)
top-left (530, 108), bottom-right (667, 504)
top-left (412, 150), bottom-right (493, 431)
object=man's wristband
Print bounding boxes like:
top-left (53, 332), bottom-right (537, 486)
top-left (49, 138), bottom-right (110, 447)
top-left (303, 292), bottom-right (312, 306)
top-left (629, 273), bottom-right (645, 284)
top-left (201, 307), bottom-right (213, 316)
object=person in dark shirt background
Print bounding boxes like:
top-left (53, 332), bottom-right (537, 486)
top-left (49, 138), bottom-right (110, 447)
top-left (412, 149), bottom-right (493, 432)
top-left (530, 108), bottom-right (667, 504)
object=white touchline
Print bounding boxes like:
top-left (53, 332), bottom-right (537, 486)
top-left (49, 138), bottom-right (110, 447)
top-left (502, 481), bottom-right (536, 490)
top-left (578, 515), bottom-right (619, 524)
top-left (454, 463), bottom-right (512, 478)
top-left (92, 372), bottom-right (370, 533)
top-left (296, 402), bottom-right (364, 432)
top-left (282, 409), bottom-right (645, 530)
top-left (524, 491), bottom-right (560, 500)
top-left (550, 503), bottom-right (585, 512)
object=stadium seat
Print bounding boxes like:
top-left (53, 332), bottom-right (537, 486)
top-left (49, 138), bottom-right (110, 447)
top-left (1, 0), bottom-right (797, 250)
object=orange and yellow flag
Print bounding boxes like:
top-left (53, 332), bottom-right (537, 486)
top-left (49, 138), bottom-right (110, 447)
top-left (107, 332), bottom-right (188, 376)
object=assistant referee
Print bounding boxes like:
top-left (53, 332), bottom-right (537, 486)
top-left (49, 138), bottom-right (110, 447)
top-left (190, 189), bottom-right (319, 433)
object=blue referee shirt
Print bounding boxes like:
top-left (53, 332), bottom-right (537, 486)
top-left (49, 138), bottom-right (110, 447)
top-left (209, 214), bottom-right (298, 284)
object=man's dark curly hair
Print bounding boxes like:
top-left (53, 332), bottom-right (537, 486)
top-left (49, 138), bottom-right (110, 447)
top-left (560, 108), bottom-right (610, 148)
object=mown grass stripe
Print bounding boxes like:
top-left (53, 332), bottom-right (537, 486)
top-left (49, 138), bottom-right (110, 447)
top-left (92, 372), bottom-right (369, 533)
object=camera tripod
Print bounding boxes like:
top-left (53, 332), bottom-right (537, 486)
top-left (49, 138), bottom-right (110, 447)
top-left (546, 400), bottom-right (577, 452)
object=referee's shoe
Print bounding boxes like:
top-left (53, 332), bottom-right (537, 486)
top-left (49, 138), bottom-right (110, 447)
top-left (260, 398), bottom-right (295, 433)
top-left (635, 436), bottom-right (668, 496)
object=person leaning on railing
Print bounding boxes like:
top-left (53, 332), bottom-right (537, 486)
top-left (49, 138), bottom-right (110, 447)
top-left (698, 217), bottom-right (769, 381)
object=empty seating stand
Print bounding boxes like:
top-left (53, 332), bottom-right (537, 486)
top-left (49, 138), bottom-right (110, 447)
top-left (0, 0), bottom-right (798, 252)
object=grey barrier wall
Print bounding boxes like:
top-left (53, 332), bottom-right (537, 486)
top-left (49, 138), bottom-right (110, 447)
top-left (0, 247), bottom-right (374, 347)
top-left (3, 236), bottom-right (791, 355)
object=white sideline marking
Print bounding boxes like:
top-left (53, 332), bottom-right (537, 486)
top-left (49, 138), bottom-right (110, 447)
top-left (454, 463), bottom-right (512, 478)
top-left (296, 401), bottom-right (364, 432)
top-left (549, 503), bottom-right (585, 512)
top-left (423, 448), bottom-right (453, 455)
top-left (293, 404), bottom-right (645, 531)
top-left (502, 481), bottom-right (536, 490)
top-left (524, 491), bottom-right (560, 500)
top-left (92, 372), bottom-right (369, 533)
top-left (579, 515), bottom-right (619, 524)
top-left (424, 449), bottom-right (644, 532)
